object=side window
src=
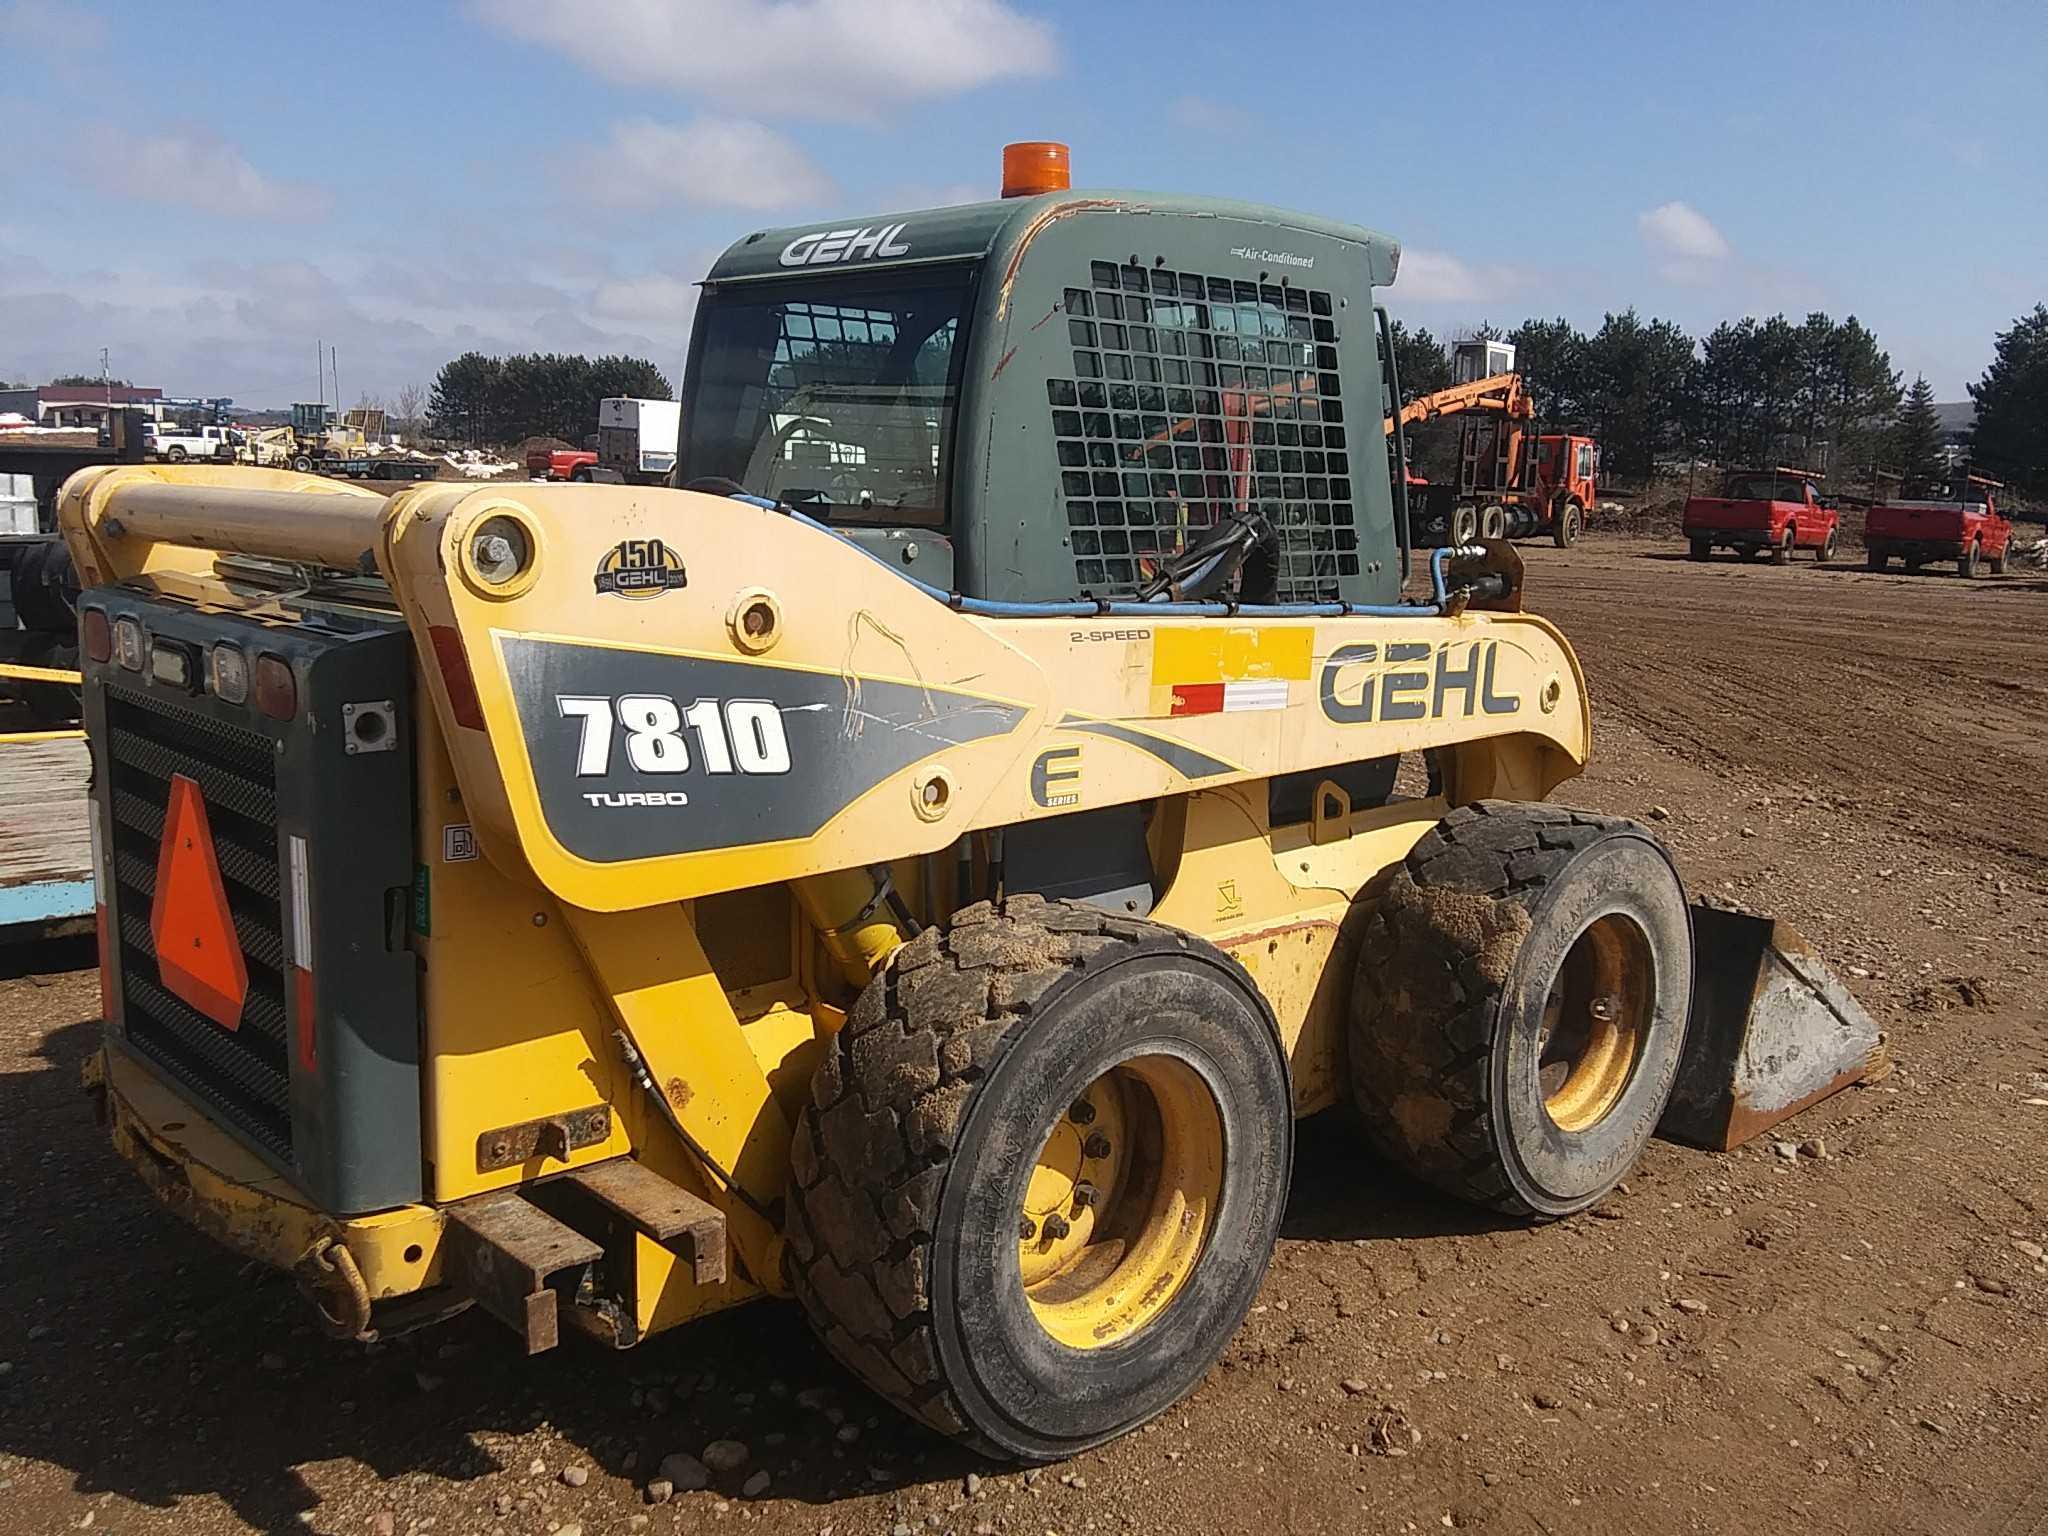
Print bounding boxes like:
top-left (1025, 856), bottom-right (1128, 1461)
top-left (1575, 443), bottom-right (1592, 479)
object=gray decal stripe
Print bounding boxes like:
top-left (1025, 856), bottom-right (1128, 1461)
top-left (503, 636), bottom-right (1027, 863)
top-left (1057, 715), bottom-right (1236, 781)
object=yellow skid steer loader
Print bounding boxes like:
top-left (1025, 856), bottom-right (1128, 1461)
top-left (62, 146), bottom-right (1878, 1462)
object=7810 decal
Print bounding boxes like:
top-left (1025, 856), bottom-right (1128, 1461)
top-left (557, 695), bottom-right (793, 778)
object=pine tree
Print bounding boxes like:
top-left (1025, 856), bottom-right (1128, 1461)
top-left (1967, 304), bottom-right (2048, 496)
top-left (1891, 375), bottom-right (1947, 494)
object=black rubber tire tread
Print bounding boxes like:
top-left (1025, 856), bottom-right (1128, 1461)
top-left (1349, 799), bottom-right (1654, 1217)
top-left (1688, 538), bottom-right (1711, 562)
top-left (784, 893), bottom-right (1272, 1456)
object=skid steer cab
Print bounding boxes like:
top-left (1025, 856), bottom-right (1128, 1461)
top-left (59, 144), bottom-right (1881, 1464)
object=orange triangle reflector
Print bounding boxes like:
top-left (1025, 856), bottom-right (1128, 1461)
top-left (151, 773), bottom-right (249, 1031)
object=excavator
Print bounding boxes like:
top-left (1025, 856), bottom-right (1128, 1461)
top-left (1384, 341), bottom-right (1598, 548)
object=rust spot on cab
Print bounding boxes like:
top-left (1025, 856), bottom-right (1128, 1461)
top-left (665, 1076), bottom-right (693, 1112)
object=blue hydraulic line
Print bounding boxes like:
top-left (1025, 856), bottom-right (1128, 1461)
top-left (738, 493), bottom-right (1482, 620)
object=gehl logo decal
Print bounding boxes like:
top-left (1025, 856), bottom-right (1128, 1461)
top-left (1319, 640), bottom-right (1521, 724)
top-left (594, 538), bottom-right (688, 599)
top-left (779, 224), bottom-right (913, 267)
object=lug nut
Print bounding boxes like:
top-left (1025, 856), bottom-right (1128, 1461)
top-left (1083, 1132), bottom-right (1112, 1160)
top-left (1041, 1213), bottom-right (1071, 1240)
top-left (1068, 1099), bottom-right (1096, 1126)
top-left (1018, 1216), bottom-right (1037, 1241)
top-left (1071, 1181), bottom-right (1098, 1209)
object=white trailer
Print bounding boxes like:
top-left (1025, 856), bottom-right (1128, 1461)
top-left (597, 397), bottom-right (681, 483)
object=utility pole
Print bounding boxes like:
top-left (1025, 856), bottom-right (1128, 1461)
top-left (100, 347), bottom-right (111, 409)
top-left (316, 337), bottom-right (324, 414)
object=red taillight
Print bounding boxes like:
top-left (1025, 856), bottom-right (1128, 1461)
top-left (428, 624), bottom-right (486, 730)
top-left (82, 608), bottom-right (111, 664)
top-left (252, 653), bottom-right (297, 720)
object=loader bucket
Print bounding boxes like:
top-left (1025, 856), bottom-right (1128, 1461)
top-left (1658, 905), bottom-right (1887, 1151)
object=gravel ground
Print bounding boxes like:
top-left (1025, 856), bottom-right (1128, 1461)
top-left (1, 538), bottom-right (2044, 1535)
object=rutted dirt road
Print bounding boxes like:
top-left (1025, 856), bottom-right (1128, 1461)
top-left (1, 541), bottom-right (2044, 1536)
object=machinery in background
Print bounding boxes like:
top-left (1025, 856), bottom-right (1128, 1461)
top-left (596, 396), bottom-right (682, 484)
top-left (1385, 341), bottom-right (1598, 548)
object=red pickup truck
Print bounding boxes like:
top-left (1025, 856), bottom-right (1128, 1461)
top-left (1865, 476), bottom-right (2012, 578)
top-left (526, 446), bottom-right (598, 481)
top-left (1684, 468), bottom-right (1839, 564)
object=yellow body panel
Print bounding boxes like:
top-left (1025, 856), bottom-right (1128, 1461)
top-left (59, 468), bottom-right (1590, 1344)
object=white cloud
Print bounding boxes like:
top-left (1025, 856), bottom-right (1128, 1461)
top-left (0, 237), bottom-right (700, 408)
top-left (0, 0), bottom-right (106, 50)
top-left (1394, 248), bottom-right (1525, 305)
top-left (1637, 200), bottom-right (1731, 282)
top-left (592, 275), bottom-right (702, 325)
top-left (572, 117), bottom-right (834, 211)
top-left (71, 125), bottom-right (331, 221)
top-left (475, 0), bottom-right (1056, 118)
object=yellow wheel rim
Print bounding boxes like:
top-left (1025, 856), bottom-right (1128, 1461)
top-left (1018, 1055), bottom-right (1224, 1351)
top-left (1537, 914), bottom-right (1651, 1133)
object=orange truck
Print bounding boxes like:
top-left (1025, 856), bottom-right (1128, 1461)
top-left (1864, 474), bottom-right (2012, 577)
top-left (1387, 342), bottom-right (1599, 547)
top-left (1682, 467), bottom-right (1839, 564)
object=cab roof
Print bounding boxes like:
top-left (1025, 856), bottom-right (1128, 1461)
top-left (704, 190), bottom-right (1401, 287)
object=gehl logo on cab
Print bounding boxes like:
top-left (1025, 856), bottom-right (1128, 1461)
top-left (779, 224), bottom-right (912, 267)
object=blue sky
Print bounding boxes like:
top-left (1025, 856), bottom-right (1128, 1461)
top-left (1, 0), bottom-right (2041, 409)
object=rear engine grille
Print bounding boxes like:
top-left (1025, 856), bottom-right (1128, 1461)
top-left (105, 687), bottom-right (292, 1158)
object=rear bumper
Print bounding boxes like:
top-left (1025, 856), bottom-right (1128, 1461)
top-left (91, 1039), bottom-right (444, 1301)
top-left (1868, 537), bottom-right (1969, 559)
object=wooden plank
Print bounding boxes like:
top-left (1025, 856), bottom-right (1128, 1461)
top-left (562, 1157), bottom-right (728, 1286)
top-left (0, 739), bottom-right (92, 926)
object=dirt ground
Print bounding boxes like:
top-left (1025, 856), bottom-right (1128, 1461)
top-left (2, 539), bottom-right (2045, 1536)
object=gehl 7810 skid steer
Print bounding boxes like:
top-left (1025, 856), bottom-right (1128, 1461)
top-left (62, 143), bottom-right (1880, 1462)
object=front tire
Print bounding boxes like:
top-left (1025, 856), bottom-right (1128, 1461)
top-left (1553, 501), bottom-right (1582, 548)
top-left (1348, 802), bottom-right (1693, 1218)
top-left (1817, 526), bottom-right (1837, 563)
top-left (1990, 547), bottom-right (2008, 576)
top-left (787, 896), bottom-right (1292, 1461)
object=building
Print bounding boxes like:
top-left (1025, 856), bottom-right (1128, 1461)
top-left (0, 382), bottom-right (166, 428)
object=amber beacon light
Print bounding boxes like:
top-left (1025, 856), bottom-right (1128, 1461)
top-left (1001, 140), bottom-right (1071, 198)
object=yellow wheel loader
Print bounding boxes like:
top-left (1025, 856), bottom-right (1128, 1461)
top-left (60, 145), bottom-right (1880, 1463)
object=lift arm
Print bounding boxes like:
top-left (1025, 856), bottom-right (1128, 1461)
top-left (1383, 372), bottom-right (1533, 436)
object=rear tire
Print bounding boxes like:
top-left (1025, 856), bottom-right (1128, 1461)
top-left (787, 896), bottom-right (1291, 1461)
top-left (1552, 502), bottom-right (1582, 548)
top-left (1481, 505), bottom-right (1507, 540)
top-left (1959, 542), bottom-right (1980, 579)
top-left (1450, 505), bottom-right (1480, 546)
top-left (1770, 526), bottom-right (1794, 565)
top-left (1866, 545), bottom-right (1888, 571)
top-left (165, 445), bottom-right (188, 463)
top-left (1348, 802), bottom-right (1693, 1218)
top-left (290, 454), bottom-right (314, 473)
top-left (1688, 538), bottom-right (1711, 562)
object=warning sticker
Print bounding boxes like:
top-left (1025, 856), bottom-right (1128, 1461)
top-left (442, 824), bottom-right (479, 863)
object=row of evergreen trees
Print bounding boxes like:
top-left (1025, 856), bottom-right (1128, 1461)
top-left (1390, 304), bottom-right (2048, 499)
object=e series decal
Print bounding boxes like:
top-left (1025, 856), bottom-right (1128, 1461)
top-left (594, 538), bottom-right (688, 599)
top-left (1319, 639), bottom-right (1521, 724)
